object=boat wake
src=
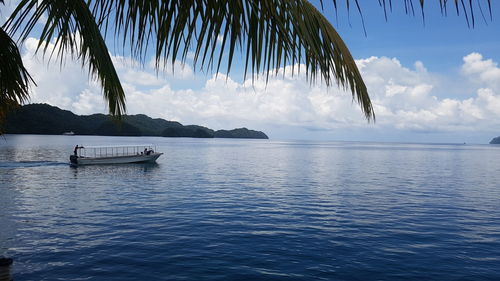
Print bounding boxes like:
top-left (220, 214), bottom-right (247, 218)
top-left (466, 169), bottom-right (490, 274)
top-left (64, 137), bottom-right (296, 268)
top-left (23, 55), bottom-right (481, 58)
top-left (0, 161), bottom-right (68, 169)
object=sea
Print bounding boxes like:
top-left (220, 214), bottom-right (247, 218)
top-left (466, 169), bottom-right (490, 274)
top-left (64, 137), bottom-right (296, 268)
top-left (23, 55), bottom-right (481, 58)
top-left (1, 134), bottom-right (500, 281)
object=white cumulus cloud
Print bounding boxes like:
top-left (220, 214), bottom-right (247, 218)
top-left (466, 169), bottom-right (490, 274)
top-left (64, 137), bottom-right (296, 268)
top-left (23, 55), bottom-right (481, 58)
top-left (17, 35), bottom-right (500, 141)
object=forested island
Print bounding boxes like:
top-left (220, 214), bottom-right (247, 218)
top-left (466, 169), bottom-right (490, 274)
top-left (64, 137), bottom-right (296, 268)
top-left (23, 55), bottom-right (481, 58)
top-left (3, 104), bottom-right (268, 139)
top-left (490, 136), bottom-right (500, 144)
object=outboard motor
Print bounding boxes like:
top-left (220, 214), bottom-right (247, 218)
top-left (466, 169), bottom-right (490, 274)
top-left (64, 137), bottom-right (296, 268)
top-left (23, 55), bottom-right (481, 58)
top-left (70, 155), bottom-right (78, 165)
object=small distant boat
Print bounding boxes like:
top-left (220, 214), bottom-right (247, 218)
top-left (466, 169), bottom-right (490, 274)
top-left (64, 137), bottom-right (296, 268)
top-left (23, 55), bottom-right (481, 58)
top-left (62, 131), bottom-right (75, 135)
top-left (70, 145), bottom-right (163, 166)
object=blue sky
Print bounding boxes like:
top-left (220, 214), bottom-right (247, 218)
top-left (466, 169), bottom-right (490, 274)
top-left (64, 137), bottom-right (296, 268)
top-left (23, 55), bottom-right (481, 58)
top-left (335, 1), bottom-right (500, 70)
top-left (2, 1), bottom-right (500, 143)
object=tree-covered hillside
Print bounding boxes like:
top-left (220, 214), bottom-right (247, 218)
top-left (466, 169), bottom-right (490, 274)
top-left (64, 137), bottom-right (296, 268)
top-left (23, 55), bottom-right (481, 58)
top-left (4, 104), bottom-right (268, 139)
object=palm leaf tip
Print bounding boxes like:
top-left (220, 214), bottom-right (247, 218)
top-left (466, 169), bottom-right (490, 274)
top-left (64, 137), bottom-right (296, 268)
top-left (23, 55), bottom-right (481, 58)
top-left (299, 1), bottom-right (374, 121)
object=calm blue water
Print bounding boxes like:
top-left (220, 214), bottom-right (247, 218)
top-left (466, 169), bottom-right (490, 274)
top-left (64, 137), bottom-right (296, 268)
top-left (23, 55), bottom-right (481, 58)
top-left (1, 135), bottom-right (500, 280)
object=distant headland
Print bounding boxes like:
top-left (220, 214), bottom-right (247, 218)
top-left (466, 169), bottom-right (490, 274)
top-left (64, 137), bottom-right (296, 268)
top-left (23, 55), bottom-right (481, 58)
top-left (490, 136), bottom-right (500, 144)
top-left (4, 104), bottom-right (268, 139)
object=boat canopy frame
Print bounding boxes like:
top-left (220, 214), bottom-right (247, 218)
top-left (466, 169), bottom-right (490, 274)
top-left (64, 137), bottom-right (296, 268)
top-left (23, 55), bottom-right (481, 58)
top-left (76, 145), bottom-right (157, 158)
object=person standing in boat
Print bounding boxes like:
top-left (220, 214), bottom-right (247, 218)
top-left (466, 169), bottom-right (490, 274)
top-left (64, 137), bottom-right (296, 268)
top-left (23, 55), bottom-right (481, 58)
top-left (74, 145), bottom-right (84, 156)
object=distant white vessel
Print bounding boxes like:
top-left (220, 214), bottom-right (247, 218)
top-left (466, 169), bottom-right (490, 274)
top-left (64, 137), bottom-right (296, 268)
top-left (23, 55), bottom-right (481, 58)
top-left (70, 145), bottom-right (162, 166)
top-left (62, 131), bottom-right (75, 135)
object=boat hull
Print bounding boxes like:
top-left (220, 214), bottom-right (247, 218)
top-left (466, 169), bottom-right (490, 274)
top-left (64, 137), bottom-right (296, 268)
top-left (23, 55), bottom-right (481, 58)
top-left (71, 153), bottom-right (163, 165)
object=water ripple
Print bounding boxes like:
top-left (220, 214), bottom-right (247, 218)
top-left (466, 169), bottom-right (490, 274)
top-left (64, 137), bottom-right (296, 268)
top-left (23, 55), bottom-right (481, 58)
top-left (1, 136), bottom-right (500, 280)
top-left (0, 161), bottom-right (68, 169)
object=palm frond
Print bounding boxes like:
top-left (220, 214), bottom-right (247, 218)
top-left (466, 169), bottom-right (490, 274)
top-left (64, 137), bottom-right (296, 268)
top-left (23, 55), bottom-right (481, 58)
top-left (3, 0), bottom-right (496, 122)
top-left (0, 26), bottom-right (34, 129)
top-left (88, 0), bottom-right (374, 120)
top-left (5, 0), bottom-right (126, 117)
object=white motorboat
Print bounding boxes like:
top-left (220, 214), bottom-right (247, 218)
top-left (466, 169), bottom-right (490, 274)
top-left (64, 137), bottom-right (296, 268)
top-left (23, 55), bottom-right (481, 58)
top-left (70, 145), bottom-right (162, 166)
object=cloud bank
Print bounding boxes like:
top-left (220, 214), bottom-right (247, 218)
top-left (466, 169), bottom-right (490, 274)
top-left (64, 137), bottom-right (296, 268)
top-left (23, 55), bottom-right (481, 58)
top-left (19, 37), bottom-right (500, 141)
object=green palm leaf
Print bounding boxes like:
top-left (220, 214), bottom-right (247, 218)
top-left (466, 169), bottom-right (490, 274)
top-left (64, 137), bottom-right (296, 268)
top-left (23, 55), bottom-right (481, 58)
top-left (5, 0), bottom-right (375, 120)
top-left (6, 0), bottom-right (126, 116)
top-left (0, 26), bottom-right (34, 129)
top-left (98, 0), bottom-right (375, 119)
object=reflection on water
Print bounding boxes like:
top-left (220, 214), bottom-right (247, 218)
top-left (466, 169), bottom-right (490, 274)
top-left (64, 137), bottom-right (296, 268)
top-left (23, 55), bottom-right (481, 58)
top-left (1, 135), bottom-right (500, 280)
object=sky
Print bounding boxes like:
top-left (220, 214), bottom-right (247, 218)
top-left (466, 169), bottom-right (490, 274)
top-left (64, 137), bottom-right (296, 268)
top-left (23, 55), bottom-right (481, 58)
top-left (2, 1), bottom-right (500, 143)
